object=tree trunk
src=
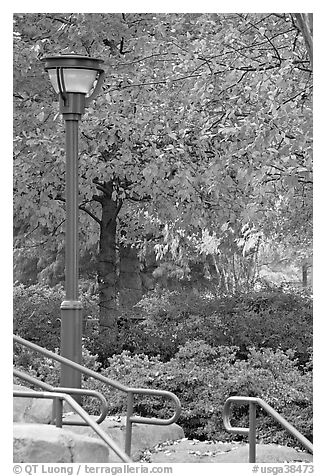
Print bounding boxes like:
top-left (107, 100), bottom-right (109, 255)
top-left (97, 185), bottom-right (120, 332)
top-left (294, 13), bottom-right (313, 67)
top-left (140, 251), bottom-right (156, 292)
top-left (212, 254), bottom-right (227, 294)
top-left (119, 243), bottom-right (143, 309)
top-left (302, 262), bottom-right (308, 288)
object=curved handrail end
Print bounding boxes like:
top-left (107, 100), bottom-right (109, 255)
top-left (223, 395), bottom-right (313, 454)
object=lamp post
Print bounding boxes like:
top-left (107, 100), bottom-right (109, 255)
top-left (42, 54), bottom-right (104, 393)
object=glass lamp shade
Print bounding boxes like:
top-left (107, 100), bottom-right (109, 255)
top-left (48, 68), bottom-right (98, 94)
top-left (42, 54), bottom-right (104, 96)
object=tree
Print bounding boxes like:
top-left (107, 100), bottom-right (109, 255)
top-left (13, 13), bottom-right (312, 324)
top-left (137, 13), bottom-right (312, 292)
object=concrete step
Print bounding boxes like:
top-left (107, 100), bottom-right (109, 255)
top-left (13, 423), bottom-right (110, 463)
top-left (62, 414), bottom-right (184, 462)
top-left (14, 384), bottom-right (53, 424)
top-left (15, 385), bottom-right (311, 464)
top-left (13, 385), bottom-right (184, 463)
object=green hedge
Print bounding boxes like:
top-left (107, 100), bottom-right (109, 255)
top-left (88, 288), bottom-right (312, 364)
top-left (14, 333), bottom-right (312, 447)
top-left (14, 284), bottom-right (312, 366)
top-left (13, 283), bottom-right (98, 351)
top-left (13, 344), bottom-right (101, 387)
top-left (13, 284), bottom-right (312, 447)
top-left (81, 341), bottom-right (312, 447)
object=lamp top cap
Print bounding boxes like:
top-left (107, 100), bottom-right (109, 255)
top-left (41, 54), bottom-right (104, 71)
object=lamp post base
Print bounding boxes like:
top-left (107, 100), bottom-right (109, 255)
top-left (60, 300), bottom-right (83, 401)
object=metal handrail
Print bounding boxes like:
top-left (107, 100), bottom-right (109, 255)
top-left (223, 396), bottom-right (313, 463)
top-left (14, 367), bottom-right (109, 425)
top-left (14, 389), bottom-right (132, 463)
top-left (14, 334), bottom-right (181, 456)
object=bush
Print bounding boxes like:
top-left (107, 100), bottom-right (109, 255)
top-left (13, 283), bottom-right (312, 448)
top-left (217, 291), bottom-right (313, 364)
top-left (13, 283), bottom-right (63, 350)
top-left (14, 343), bottom-right (101, 389)
top-left (108, 288), bottom-right (312, 364)
top-left (82, 341), bottom-right (312, 448)
top-left (13, 282), bottom-right (98, 351)
top-left (14, 330), bottom-right (312, 448)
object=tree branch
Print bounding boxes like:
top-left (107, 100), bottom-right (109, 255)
top-left (118, 52), bottom-right (177, 66)
top-left (248, 20), bottom-right (282, 65)
top-left (79, 205), bottom-right (101, 225)
top-left (55, 196), bottom-right (101, 224)
top-left (45, 14), bottom-right (72, 25)
top-left (92, 178), bottom-right (113, 196)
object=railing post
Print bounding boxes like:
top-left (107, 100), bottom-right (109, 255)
top-left (55, 397), bottom-right (63, 428)
top-left (125, 392), bottom-right (134, 456)
top-left (249, 401), bottom-right (257, 463)
top-left (51, 400), bottom-right (56, 424)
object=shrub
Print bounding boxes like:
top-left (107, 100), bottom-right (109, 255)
top-left (14, 343), bottom-right (101, 390)
top-left (82, 341), bottom-right (312, 448)
top-left (13, 282), bottom-right (98, 351)
top-left (13, 283), bottom-right (312, 448)
top-left (13, 283), bottom-right (63, 350)
top-left (14, 334), bottom-right (312, 447)
top-left (218, 291), bottom-right (313, 364)
top-left (108, 288), bottom-right (312, 364)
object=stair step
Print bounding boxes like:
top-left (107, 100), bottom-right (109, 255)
top-left (13, 423), bottom-right (110, 463)
top-left (14, 384), bottom-right (53, 424)
top-left (62, 414), bottom-right (184, 462)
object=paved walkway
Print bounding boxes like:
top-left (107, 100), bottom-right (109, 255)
top-left (139, 438), bottom-right (313, 463)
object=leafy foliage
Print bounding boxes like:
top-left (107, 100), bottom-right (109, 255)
top-left (14, 282), bottom-right (312, 447)
top-left (13, 283), bottom-right (63, 350)
top-left (13, 282), bottom-right (99, 350)
top-left (13, 13), bottom-right (312, 294)
top-left (88, 288), bottom-right (312, 364)
top-left (13, 344), bottom-right (101, 389)
top-left (13, 14), bottom-right (313, 449)
top-left (83, 342), bottom-right (312, 446)
top-left (14, 336), bottom-right (312, 446)
top-left (14, 283), bottom-right (312, 368)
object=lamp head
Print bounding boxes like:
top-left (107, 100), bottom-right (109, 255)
top-left (41, 54), bottom-right (104, 111)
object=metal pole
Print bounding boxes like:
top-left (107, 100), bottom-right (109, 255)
top-left (125, 392), bottom-right (134, 456)
top-left (249, 401), bottom-right (257, 463)
top-left (55, 397), bottom-right (63, 428)
top-left (60, 101), bottom-right (83, 398)
top-left (64, 118), bottom-right (79, 300)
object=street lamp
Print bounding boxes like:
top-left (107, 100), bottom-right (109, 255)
top-left (42, 54), bottom-right (104, 393)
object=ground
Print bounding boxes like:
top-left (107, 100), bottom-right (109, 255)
top-left (139, 438), bottom-right (313, 464)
